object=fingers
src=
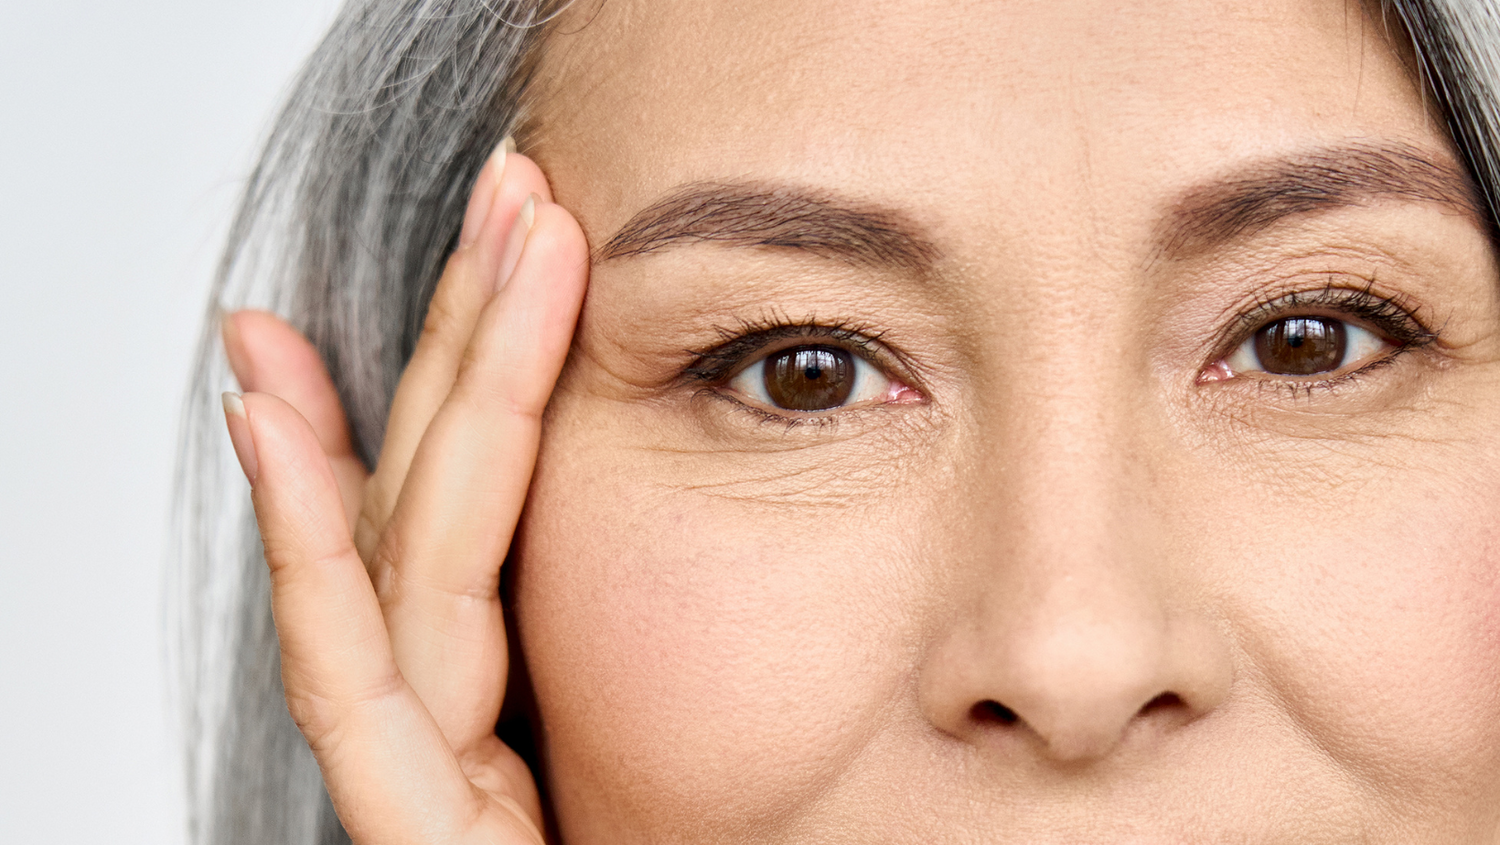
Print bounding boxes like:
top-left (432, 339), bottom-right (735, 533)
top-left (375, 197), bottom-right (589, 748)
top-left (222, 309), bottom-right (367, 526)
top-left (226, 392), bottom-right (525, 844)
top-left (216, 149), bottom-right (571, 844)
top-left (359, 142), bottom-right (554, 560)
top-left (231, 392), bottom-right (401, 736)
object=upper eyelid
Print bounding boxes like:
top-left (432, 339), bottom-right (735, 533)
top-left (684, 323), bottom-right (896, 383)
top-left (1214, 284), bottom-right (1434, 358)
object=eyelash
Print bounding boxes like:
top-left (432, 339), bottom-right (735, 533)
top-left (682, 315), bottom-right (902, 427)
top-left (1211, 281), bottom-right (1438, 396)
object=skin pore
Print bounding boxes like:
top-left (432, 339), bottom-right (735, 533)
top-left (219, 0), bottom-right (1500, 842)
top-left (513, 0), bottom-right (1500, 840)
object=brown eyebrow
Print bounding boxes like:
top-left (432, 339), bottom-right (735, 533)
top-left (595, 181), bottom-right (940, 273)
top-left (1158, 142), bottom-right (1487, 260)
top-left (596, 145), bottom-right (1483, 273)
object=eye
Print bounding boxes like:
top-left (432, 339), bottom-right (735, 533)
top-left (1224, 315), bottom-right (1391, 377)
top-left (727, 344), bottom-right (896, 412)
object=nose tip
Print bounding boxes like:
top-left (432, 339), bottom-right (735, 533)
top-left (921, 597), bottom-right (1231, 765)
top-left (977, 621), bottom-right (1200, 761)
top-left (917, 388), bottom-right (1235, 766)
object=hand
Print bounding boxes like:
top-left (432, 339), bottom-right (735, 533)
top-left (219, 140), bottom-right (588, 844)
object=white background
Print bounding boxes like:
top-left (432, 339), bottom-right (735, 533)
top-left (0, 2), bottom-right (342, 841)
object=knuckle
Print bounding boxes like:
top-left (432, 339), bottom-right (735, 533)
top-left (283, 668), bottom-right (407, 756)
top-left (368, 532), bottom-right (408, 603)
top-left (283, 687), bottom-right (343, 753)
top-left (419, 285), bottom-right (466, 346)
top-left (449, 362), bottom-right (546, 426)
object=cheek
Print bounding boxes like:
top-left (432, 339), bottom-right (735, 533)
top-left (512, 432), bottom-right (920, 839)
top-left (1214, 453), bottom-right (1500, 803)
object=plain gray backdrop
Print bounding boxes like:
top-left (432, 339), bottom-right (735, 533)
top-left (0, 1), bottom-right (342, 841)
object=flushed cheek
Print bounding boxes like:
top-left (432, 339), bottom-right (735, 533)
top-left (514, 450), bottom-right (919, 841)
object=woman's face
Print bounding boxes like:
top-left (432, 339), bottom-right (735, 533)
top-left (511, 0), bottom-right (1500, 840)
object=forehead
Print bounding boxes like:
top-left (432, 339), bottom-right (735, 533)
top-left (528, 0), bottom-right (1441, 248)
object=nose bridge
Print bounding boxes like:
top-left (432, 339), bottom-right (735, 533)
top-left (984, 351), bottom-right (1150, 577)
top-left (920, 355), bottom-right (1231, 763)
top-left (988, 370), bottom-right (1170, 693)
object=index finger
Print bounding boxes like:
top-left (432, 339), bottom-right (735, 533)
top-left (356, 144), bottom-right (555, 557)
top-left (375, 197), bottom-right (590, 748)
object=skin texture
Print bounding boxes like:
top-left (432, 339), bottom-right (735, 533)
top-left (224, 0), bottom-right (1500, 841)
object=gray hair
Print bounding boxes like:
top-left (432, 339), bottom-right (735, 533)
top-left (171, 1), bottom-right (1500, 843)
top-left (174, 1), bottom-right (553, 842)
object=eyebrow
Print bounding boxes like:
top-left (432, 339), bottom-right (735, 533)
top-left (595, 144), bottom-right (1485, 273)
top-left (1158, 142), bottom-right (1487, 260)
top-left (595, 181), bottom-right (940, 274)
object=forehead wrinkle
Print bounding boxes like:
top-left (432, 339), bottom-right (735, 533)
top-left (595, 181), bottom-right (941, 274)
top-left (1157, 141), bottom-right (1488, 261)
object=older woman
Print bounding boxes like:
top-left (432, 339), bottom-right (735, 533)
top-left (186, 0), bottom-right (1500, 841)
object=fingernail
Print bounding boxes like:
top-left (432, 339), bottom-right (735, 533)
top-left (219, 309), bottom-right (252, 390)
top-left (497, 193), bottom-right (537, 290)
top-left (222, 392), bottom-right (259, 485)
top-left (458, 136), bottom-right (516, 249)
top-left (519, 192), bottom-right (536, 228)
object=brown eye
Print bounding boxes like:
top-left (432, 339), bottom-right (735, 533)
top-left (1221, 315), bottom-right (1389, 381)
top-left (1251, 317), bottom-right (1347, 375)
top-left (762, 346), bottom-right (855, 410)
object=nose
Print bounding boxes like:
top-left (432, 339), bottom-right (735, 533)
top-left (918, 425), bottom-right (1232, 764)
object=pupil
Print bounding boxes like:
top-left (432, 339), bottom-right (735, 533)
top-left (763, 346), bottom-right (855, 411)
top-left (1253, 317), bottom-right (1346, 376)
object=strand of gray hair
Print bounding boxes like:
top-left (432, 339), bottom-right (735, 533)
top-left (171, 1), bottom-right (551, 842)
top-left (1389, 0), bottom-right (1500, 226)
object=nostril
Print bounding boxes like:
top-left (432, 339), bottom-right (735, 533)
top-left (1139, 692), bottom-right (1183, 716)
top-left (971, 700), bottom-right (1020, 725)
